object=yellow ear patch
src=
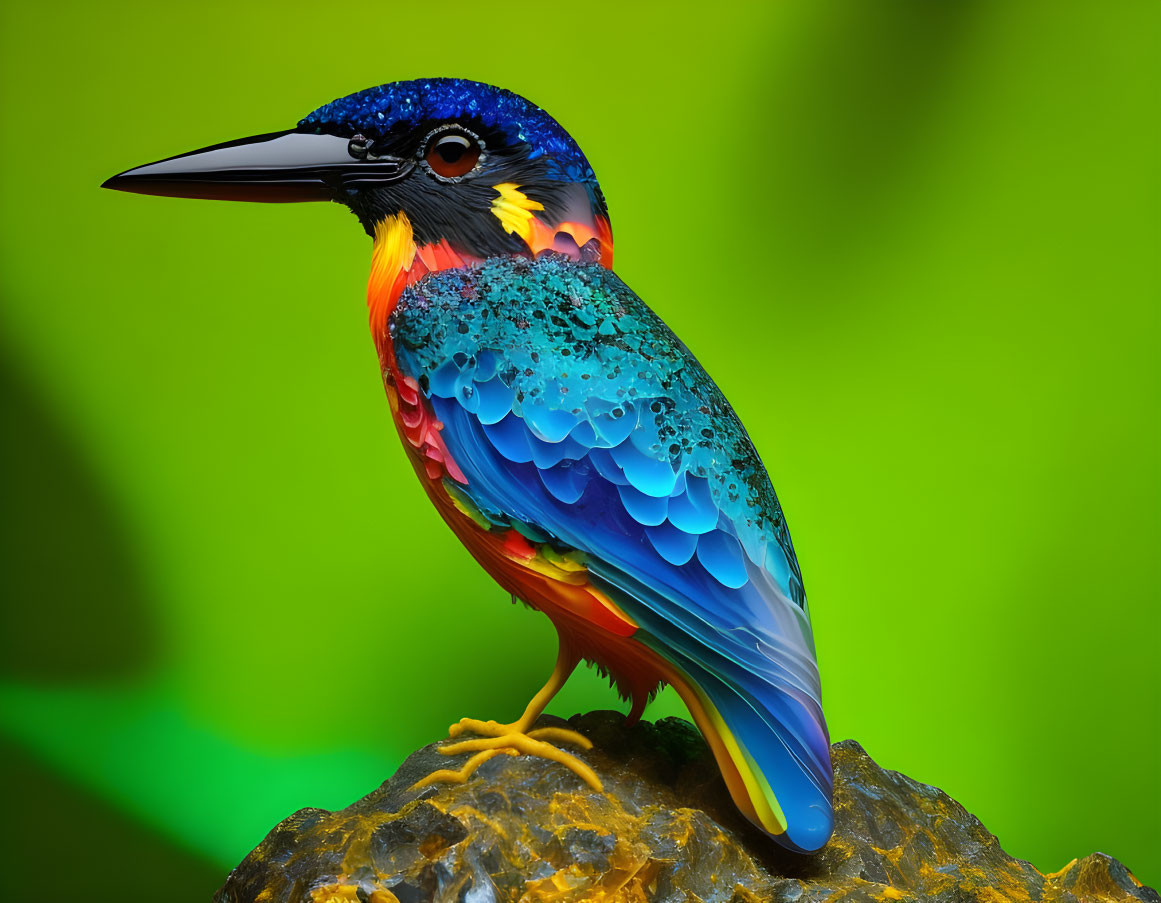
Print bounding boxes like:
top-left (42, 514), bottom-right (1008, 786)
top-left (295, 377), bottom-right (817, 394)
top-left (491, 183), bottom-right (545, 242)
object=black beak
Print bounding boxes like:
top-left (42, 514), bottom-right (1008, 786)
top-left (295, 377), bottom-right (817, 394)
top-left (101, 130), bottom-right (411, 202)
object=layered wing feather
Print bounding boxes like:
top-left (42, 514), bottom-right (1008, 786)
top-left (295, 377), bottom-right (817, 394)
top-left (390, 254), bottom-right (833, 850)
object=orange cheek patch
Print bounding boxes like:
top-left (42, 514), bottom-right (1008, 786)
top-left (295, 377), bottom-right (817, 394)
top-left (525, 216), bottom-right (614, 268)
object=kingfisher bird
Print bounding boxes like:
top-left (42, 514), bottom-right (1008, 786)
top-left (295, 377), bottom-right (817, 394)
top-left (103, 78), bottom-right (834, 853)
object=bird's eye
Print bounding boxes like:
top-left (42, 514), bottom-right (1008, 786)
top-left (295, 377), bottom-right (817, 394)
top-left (424, 129), bottom-right (482, 179)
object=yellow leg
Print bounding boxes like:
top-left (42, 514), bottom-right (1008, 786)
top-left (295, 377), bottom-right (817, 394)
top-left (448, 640), bottom-right (579, 739)
top-left (412, 640), bottom-right (604, 792)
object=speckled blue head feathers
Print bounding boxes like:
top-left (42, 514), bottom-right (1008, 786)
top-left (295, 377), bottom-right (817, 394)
top-left (299, 78), bottom-right (596, 186)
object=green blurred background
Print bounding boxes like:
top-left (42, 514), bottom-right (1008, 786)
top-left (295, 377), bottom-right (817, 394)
top-left (1, 0), bottom-right (1157, 896)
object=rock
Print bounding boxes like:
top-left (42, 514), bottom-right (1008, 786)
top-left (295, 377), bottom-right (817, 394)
top-left (214, 712), bottom-right (1157, 903)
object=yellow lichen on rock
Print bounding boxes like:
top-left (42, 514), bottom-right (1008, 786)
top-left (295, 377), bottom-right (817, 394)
top-left (309, 885), bottom-right (361, 903)
top-left (214, 715), bottom-right (1159, 903)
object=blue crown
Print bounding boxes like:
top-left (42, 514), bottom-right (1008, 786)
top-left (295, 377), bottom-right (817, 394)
top-left (298, 78), bottom-right (596, 185)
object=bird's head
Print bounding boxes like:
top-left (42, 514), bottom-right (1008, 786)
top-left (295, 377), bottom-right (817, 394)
top-left (104, 78), bottom-right (614, 318)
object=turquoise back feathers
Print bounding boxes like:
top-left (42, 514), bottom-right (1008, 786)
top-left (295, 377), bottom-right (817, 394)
top-left (390, 254), bottom-right (805, 607)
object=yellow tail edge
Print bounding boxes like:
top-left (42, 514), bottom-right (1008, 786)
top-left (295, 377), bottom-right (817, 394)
top-left (664, 665), bottom-right (788, 838)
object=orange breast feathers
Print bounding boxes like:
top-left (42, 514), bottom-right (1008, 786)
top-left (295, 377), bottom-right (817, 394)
top-left (417, 458), bottom-right (659, 717)
top-left (367, 211), bottom-right (475, 484)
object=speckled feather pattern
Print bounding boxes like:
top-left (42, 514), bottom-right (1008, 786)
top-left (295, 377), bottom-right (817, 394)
top-left (389, 253), bottom-right (804, 608)
top-left (299, 78), bottom-right (597, 185)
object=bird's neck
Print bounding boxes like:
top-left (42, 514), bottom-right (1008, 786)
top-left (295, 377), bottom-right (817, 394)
top-left (367, 200), bottom-right (614, 357)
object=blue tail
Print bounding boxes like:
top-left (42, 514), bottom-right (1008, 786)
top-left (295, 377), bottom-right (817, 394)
top-left (655, 644), bottom-right (834, 852)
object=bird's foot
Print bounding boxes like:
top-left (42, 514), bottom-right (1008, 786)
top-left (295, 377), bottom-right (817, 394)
top-left (411, 717), bottom-right (602, 792)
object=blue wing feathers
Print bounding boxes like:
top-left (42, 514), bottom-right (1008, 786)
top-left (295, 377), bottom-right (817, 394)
top-left (390, 254), bottom-right (831, 844)
top-left (645, 521), bottom-right (699, 566)
top-left (391, 254), bottom-right (805, 603)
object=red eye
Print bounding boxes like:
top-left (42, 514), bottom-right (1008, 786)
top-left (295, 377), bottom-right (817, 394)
top-left (425, 130), bottom-right (482, 178)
